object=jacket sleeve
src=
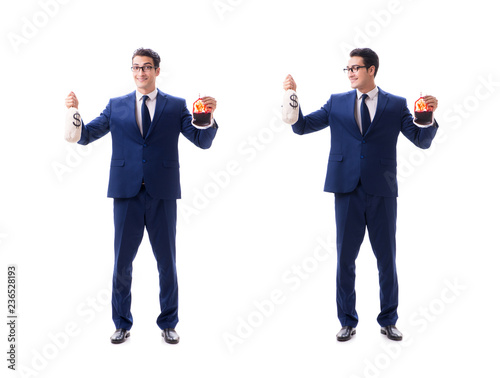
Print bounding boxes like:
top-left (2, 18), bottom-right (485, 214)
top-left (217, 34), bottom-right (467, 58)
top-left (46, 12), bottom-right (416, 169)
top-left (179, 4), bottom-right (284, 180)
top-left (77, 100), bottom-right (111, 146)
top-left (180, 100), bottom-right (217, 149)
top-left (291, 97), bottom-right (331, 135)
top-left (400, 99), bottom-right (438, 149)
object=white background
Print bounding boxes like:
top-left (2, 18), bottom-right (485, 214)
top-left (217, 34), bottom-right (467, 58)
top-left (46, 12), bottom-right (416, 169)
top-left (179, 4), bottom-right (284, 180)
top-left (1, 0), bottom-right (499, 377)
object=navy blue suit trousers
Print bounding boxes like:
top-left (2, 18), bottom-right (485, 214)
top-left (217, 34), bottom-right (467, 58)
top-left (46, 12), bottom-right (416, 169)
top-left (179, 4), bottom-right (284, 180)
top-left (112, 185), bottom-right (178, 330)
top-left (335, 182), bottom-right (398, 327)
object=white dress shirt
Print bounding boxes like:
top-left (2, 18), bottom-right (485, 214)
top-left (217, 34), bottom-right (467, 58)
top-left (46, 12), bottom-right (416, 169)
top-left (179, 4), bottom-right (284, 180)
top-left (135, 88), bottom-right (158, 136)
top-left (354, 86), bottom-right (379, 134)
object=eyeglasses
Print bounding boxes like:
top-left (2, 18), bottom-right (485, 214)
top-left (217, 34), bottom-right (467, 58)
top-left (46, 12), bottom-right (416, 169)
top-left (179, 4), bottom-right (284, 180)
top-left (131, 65), bottom-right (157, 73)
top-left (343, 65), bottom-right (368, 74)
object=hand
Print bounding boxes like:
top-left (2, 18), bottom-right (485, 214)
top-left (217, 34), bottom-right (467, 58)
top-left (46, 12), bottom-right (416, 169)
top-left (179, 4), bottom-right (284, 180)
top-left (65, 92), bottom-right (79, 109)
top-left (283, 74), bottom-right (297, 91)
top-left (423, 95), bottom-right (438, 111)
top-left (201, 96), bottom-right (217, 113)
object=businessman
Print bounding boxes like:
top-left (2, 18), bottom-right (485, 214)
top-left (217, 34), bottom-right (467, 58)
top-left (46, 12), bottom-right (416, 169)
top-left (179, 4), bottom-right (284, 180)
top-left (65, 48), bottom-right (218, 344)
top-left (283, 48), bottom-right (438, 342)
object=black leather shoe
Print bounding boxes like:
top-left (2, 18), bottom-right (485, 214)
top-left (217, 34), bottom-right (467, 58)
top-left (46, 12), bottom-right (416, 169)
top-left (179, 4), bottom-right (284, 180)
top-left (381, 325), bottom-right (403, 341)
top-left (162, 328), bottom-right (180, 344)
top-left (336, 326), bottom-right (356, 342)
top-left (110, 328), bottom-right (130, 344)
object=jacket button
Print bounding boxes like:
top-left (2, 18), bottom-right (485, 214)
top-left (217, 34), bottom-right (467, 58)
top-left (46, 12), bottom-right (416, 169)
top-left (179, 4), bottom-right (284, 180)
top-left (360, 155), bottom-right (364, 159)
top-left (142, 159), bottom-right (146, 163)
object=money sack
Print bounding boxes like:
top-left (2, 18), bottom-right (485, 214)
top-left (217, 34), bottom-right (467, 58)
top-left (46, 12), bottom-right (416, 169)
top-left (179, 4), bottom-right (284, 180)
top-left (65, 107), bottom-right (82, 143)
top-left (282, 89), bottom-right (299, 124)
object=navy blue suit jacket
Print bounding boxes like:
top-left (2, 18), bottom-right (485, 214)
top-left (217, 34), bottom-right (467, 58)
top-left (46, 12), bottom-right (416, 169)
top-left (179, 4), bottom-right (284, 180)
top-left (78, 89), bottom-right (217, 199)
top-left (292, 88), bottom-right (438, 197)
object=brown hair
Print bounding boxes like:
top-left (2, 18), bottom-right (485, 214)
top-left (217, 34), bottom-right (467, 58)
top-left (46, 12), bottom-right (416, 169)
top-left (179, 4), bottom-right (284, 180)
top-left (350, 48), bottom-right (379, 77)
top-left (132, 47), bottom-right (161, 68)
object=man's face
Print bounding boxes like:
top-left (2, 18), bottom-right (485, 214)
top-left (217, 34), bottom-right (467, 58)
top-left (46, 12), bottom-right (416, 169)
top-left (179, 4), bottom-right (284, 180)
top-left (346, 56), bottom-right (375, 93)
top-left (132, 55), bottom-right (160, 94)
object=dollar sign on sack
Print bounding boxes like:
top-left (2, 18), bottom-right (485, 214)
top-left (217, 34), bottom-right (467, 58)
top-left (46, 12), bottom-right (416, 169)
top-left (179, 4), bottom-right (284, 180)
top-left (289, 94), bottom-right (298, 109)
top-left (72, 112), bottom-right (81, 128)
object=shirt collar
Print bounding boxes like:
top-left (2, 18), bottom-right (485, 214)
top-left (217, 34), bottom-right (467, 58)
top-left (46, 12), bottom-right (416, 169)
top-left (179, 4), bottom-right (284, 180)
top-left (136, 88), bottom-right (158, 102)
top-left (357, 86), bottom-right (379, 100)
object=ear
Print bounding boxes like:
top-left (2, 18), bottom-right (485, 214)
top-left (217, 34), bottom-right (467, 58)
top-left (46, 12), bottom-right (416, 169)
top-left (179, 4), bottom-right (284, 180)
top-left (368, 65), bottom-right (376, 76)
top-left (155, 67), bottom-right (161, 77)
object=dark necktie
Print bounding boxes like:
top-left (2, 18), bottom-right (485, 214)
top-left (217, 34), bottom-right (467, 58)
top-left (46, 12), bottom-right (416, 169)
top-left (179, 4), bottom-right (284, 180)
top-left (360, 93), bottom-right (371, 135)
top-left (142, 95), bottom-right (151, 138)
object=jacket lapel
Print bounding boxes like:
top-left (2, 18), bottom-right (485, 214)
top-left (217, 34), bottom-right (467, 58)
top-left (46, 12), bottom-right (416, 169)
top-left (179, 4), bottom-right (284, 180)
top-left (365, 87), bottom-right (388, 136)
top-left (346, 90), bottom-right (361, 137)
top-left (126, 91), bottom-right (144, 142)
top-left (146, 90), bottom-right (168, 138)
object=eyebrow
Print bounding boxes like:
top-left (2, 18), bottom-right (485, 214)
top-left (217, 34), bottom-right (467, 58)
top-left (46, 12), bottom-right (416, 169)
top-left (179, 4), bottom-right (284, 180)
top-left (132, 63), bottom-right (153, 66)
